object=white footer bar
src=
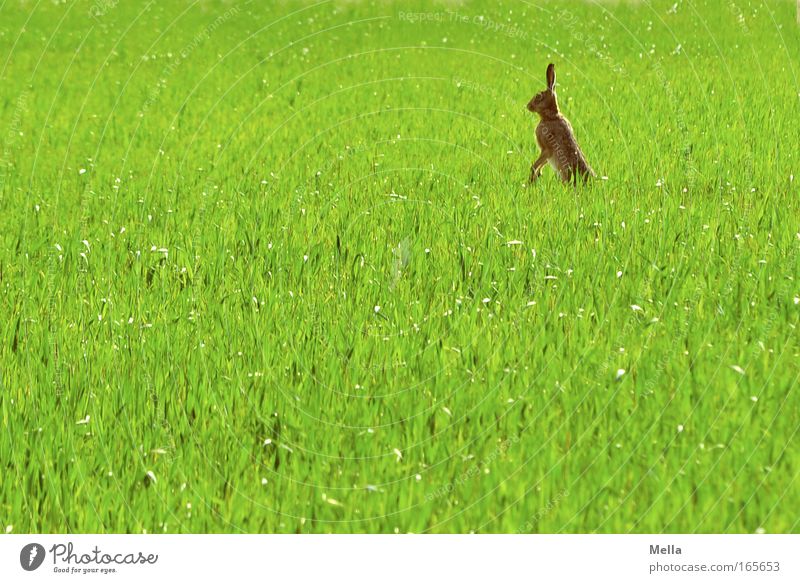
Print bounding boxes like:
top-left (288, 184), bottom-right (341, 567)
top-left (2, 535), bottom-right (797, 582)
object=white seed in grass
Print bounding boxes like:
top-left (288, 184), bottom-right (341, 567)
top-left (677, 425), bottom-right (684, 433)
top-left (263, 438), bottom-right (272, 446)
top-left (730, 365), bottom-right (746, 375)
top-left (79, 168), bottom-right (86, 175)
top-left (615, 369), bottom-right (626, 380)
top-left (374, 305), bottom-right (381, 313)
top-left (144, 471), bottom-right (157, 485)
top-left (261, 478), bottom-right (268, 485)
top-left (631, 304), bottom-right (643, 312)
top-left (76, 415), bottom-right (90, 425)
top-left (392, 448), bottom-right (403, 462)
top-left (616, 271), bottom-right (623, 278)
top-left (5, 525), bottom-right (12, 533)
top-left (750, 396), bottom-right (758, 402)
top-left (794, 297), bottom-right (799, 305)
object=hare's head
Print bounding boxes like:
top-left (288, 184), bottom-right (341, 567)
top-left (527, 63), bottom-right (559, 118)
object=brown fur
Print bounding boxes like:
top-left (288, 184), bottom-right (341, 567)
top-left (527, 64), bottom-right (594, 184)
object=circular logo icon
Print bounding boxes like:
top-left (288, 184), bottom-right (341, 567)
top-left (20, 543), bottom-right (46, 571)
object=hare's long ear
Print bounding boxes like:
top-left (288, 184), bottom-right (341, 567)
top-left (546, 63), bottom-right (556, 92)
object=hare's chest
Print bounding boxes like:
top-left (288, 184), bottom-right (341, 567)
top-left (534, 124), bottom-right (549, 150)
top-left (535, 121), bottom-right (566, 153)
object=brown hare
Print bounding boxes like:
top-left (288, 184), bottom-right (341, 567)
top-left (528, 63), bottom-right (595, 184)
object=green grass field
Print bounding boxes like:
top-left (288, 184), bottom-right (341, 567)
top-left (1, 0), bottom-right (799, 533)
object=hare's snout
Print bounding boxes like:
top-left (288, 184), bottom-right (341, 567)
top-left (526, 99), bottom-right (537, 113)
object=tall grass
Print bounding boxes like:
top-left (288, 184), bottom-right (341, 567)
top-left (0, 0), bottom-right (798, 533)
